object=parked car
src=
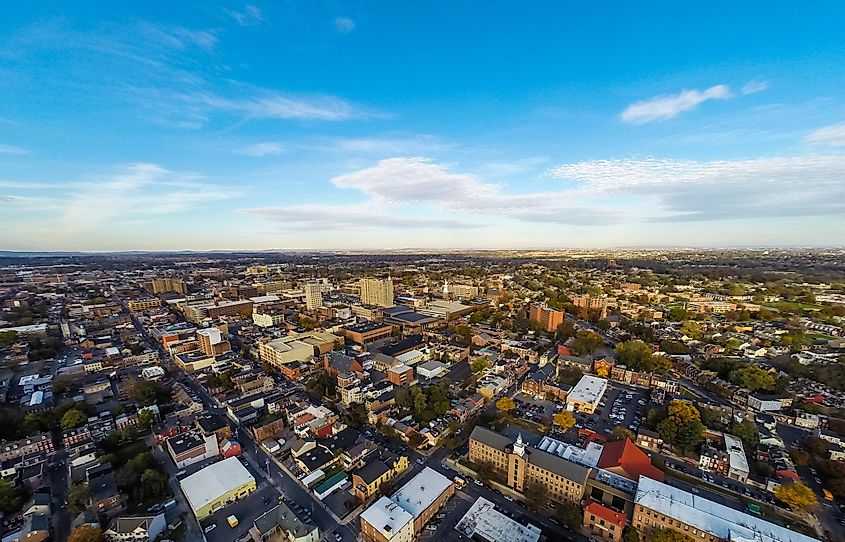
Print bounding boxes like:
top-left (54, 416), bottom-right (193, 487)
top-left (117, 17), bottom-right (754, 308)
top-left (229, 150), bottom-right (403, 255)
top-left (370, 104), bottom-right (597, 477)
top-left (204, 524), bottom-right (217, 534)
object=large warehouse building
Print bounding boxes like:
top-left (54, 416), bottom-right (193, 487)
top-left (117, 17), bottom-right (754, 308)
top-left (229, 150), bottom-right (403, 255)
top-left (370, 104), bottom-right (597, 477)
top-left (179, 457), bottom-right (257, 520)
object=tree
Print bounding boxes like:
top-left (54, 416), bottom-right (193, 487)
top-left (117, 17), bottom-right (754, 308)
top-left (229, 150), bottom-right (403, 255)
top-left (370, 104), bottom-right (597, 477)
top-left (609, 427), bottom-right (635, 442)
top-left (775, 482), bottom-right (817, 511)
top-left (61, 407), bottom-right (88, 430)
top-left (138, 409), bottom-right (156, 429)
top-left (656, 401), bottom-right (704, 452)
top-left (616, 340), bottom-right (665, 373)
top-left (554, 500), bottom-right (583, 529)
top-left (0, 479), bottom-right (23, 514)
top-left (623, 527), bottom-right (641, 542)
top-left (68, 482), bottom-right (91, 515)
top-left (470, 357), bottom-right (489, 373)
top-left (571, 330), bottom-right (605, 356)
top-left (496, 397), bottom-right (516, 414)
top-left (68, 525), bottom-right (105, 542)
top-left (135, 469), bottom-right (169, 504)
top-left (729, 366), bottom-right (775, 392)
top-left (679, 321), bottom-right (703, 340)
top-left (558, 366), bottom-right (583, 386)
top-left (789, 449), bottom-right (810, 467)
top-left (523, 481), bottom-right (545, 511)
top-left (553, 411), bottom-right (576, 431)
top-left (649, 528), bottom-right (694, 542)
top-left (730, 420), bottom-right (759, 451)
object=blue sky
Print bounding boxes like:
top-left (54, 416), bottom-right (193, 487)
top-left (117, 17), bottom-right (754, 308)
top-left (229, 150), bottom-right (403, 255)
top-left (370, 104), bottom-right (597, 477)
top-left (2, 1), bottom-right (845, 250)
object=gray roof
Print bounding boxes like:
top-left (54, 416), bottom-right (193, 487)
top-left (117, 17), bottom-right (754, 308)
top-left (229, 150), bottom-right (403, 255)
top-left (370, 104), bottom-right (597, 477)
top-left (469, 426), bottom-right (514, 452)
top-left (253, 503), bottom-right (317, 538)
top-left (528, 447), bottom-right (590, 484)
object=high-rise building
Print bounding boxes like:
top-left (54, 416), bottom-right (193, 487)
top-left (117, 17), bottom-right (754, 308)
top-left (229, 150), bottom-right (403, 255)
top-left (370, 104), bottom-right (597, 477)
top-left (529, 304), bottom-right (564, 332)
top-left (305, 283), bottom-right (323, 310)
top-left (360, 278), bottom-right (394, 307)
top-left (151, 277), bottom-right (186, 295)
top-left (196, 327), bottom-right (230, 357)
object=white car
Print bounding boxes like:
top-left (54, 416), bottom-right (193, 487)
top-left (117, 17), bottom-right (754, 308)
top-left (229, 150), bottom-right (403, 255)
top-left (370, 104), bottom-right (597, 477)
top-left (203, 524), bottom-right (217, 534)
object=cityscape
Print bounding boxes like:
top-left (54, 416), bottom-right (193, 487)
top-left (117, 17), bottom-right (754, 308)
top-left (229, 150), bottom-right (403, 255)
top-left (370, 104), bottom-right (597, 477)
top-left (2, 3), bottom-right (845, 542)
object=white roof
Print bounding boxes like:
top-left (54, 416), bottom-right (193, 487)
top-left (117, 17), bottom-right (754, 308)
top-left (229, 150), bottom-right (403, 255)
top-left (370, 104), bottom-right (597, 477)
top-left (568, 375), bottom-right (608, 405)
top-left (724, 433), bottom-right (750, 474)
top-left (390, 467), bottom-right (453, 519)
top-left (180, 457), bottom-right (254, 513)
top-left (635, 477), bottom-right (819, 542)
top-left (396, 350), bottom-right (425, 363)
top-left (360, 497), bottom-right (413, 539)
top-left (29, 391), bottom-right (44, 406)
top-left (456, 497), bottom-right (540, 542)
top-left (537, 436), bottom-right (603, 467)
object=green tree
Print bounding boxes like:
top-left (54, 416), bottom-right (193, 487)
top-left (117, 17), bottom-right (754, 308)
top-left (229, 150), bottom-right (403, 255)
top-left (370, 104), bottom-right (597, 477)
top-left (68, 525), bottom-right (105, 542)
top-left (729, 366), bottom-right (775, 391)
top-left (61, 407), bottom-right (88, 430)
top-left (656, 401), bottom-right (704, 452)
top-left (730, 420), bottom-right (759, 451)
top-left (68, 482), bottom-right (91, 515)
top-left (775, 482), bottom-right (817, 511)
top-left (650, 528), bottom-right (694, 542)
top-left (623, 527), bottom-right (641, 542)
top-left (470, 357), bottom-right (489, 373)
top-left (134, 469), bottom-right (169, 504)
top-left (0, 331), bottom-right (18, 347)
top-left (0, 479), bottom-right (23, 514)
top-left (679, 321), bottom-right (703, 340)
top-left (138, 409), bottom-right (156, 429)
top-left (571, 330), bottom-right (605, 356)
top-left (554, 501), bottom-right (583, 530)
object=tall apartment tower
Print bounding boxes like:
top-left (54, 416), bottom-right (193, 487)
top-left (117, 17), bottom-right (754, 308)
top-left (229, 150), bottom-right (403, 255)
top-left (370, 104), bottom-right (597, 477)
top-left (359, 278), bottom-right (395, 307)
top-left (529, 304), bottom-right (565, 332)
top-left (305, 283), bottom-right (323, 310)
top-left (151, 277), bottom-right (186, 295)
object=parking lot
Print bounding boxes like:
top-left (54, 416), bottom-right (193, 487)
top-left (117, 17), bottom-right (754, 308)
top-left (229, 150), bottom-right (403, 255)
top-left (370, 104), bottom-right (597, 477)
top-left (201, 484), bottom-right (281, 542)
top-left (575, 384), bottom-right (649, 437)
top-left (513, 394), bottom-right (558, 425)
top-left (418, 491), bottom-right (473, 542)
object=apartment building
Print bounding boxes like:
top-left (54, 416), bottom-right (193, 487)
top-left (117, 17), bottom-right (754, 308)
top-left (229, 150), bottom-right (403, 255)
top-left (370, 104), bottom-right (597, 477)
top-left (359, 467), bottom-right (454, 542)
top-left (150, 277), bottom-right (186, 295)
top-left (342, 322), bottom-right (393, 345)
top-left (360, 278), bottom-right (395, 308)
top-left (197, 327), bottom-right (230, 357)
top-left (468, 427), bottom-right (589, 504)
top-left (529, 304), bottom-right (564, 332)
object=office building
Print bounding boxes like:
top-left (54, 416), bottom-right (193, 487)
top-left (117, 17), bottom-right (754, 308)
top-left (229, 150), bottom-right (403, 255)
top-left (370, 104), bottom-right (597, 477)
top-left (468, 427), bottom-right (589, 504)
top-left (529, 304), bottom-right (564, 332)
top-left (632, 477), bottom-right (819, 542)
top-left (360, 278), bottom-right (395, 307)
top-left (305, 283), bottom-right (323, 310)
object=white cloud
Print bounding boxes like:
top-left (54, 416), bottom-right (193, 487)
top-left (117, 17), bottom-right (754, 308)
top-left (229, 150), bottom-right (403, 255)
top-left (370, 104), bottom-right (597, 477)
top-left (136, 22), bottom-right (218, 52)
top-left (741, 80), bottom-right (769, 95)
top-left (236, 142), bottom-right (286, 156)
top-left (548, 155), bottom-right (845, 221)
top-left (330, 157), bottom-right (497, 204)
top-left (621, 85), bottom-right (732, 124)
top-left (181, 89), bottom-right (370, 122)
top-left (333, 17), bottom-right (356, 33)
top-left (247, 205), bottom-right (478, 231)
top-left (225, 5), bottom-right (263, 26)
top-left (0, 144), bottom-right (29, 155)
top-left (804, 122), bottom-right (845, 147)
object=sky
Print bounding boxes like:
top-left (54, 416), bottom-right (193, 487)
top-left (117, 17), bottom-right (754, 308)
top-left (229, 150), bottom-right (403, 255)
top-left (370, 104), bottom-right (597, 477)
top-left (1, 1), bottom-right (845, 251)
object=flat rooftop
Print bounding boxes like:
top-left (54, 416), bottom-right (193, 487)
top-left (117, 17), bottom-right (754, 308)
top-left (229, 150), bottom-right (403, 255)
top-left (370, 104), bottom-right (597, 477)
top-left (360, 496), bottom-right (413, 538)
top-left (568, 375), bottom-right (608, 404)
top-left (390, 466), bottom-right (453, 519)
top-left (455, 496), bottom-right (541, 542)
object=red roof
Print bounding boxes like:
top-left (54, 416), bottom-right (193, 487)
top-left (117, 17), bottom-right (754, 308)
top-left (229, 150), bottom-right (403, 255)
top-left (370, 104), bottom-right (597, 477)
top-left (557, 345), bottom-right (574, 356)
top-left (584, 500), bottom-right (627, 526)
top-left (598, 438), bottom-right (664, 482)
